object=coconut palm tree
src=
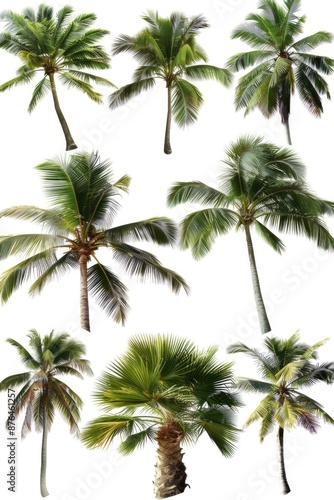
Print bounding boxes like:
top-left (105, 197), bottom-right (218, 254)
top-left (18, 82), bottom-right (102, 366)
top-left (0, 329), bottom-right (93, 497)
top-left (167, 135), bottom-right (334, 334)
top-left (227, 331), bottom-right (334, 494)
top-left (81, 333), bottom-right (241, 498)
top-left (108, 10), bottom-right (232, 154)
top-left (226, 0), bottom-right (334, 144)
top-left (0, 4), bottom-right (115, 150)
top-left (0, 151), bottom-right (189, 332)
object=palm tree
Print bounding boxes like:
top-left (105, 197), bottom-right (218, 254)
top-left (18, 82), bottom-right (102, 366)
top-left (0, 4), bottom-right (115, 150)
top-left (227, 331), bottom-right (334, 494)
top-left (167, 135), bottom-right (334, 334)
top-left (0, 152), bottom-right (189, 332)
top-left (81, 333), bottom-right (241, 498)
top-left (108, 10), bottom-right (232, 154)
top-left (0, 329), bottom-right (93, 497)
top-left (226, 0), bottom-right (334, 144)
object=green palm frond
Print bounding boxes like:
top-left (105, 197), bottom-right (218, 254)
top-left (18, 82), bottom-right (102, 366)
top-left (28, 77), bottom-right (51, 112)
top-left (167, 181), bottom-right (227, 208)
top-left (29, 252), bottom-right (78, 295)
top-left (254, 220), bottom-right (285, 253)
top-left (58, 72), bottom-right (104, 102)
top-left (119, 426), bottom-right (156, 454)
top-left (108, 79), bottom-right (155, 109)
top-left (81, 416), bottom-right (135, 449)
top-left (184, 65), bottom-right (233, 86)
top-left (0, 249), bottom-right (58, 303)
top-left (0, 206), bottom-right (69, 233)
top-left (111, 241), bottom-right (190, 294)
top-left (227, 50), bottom-right (274, 71)
top-left (171, 79), bottom-right (203, 126)
top-left (0, 234), bottom-right (58, 260)
top-left (291, 31), bottom-right (334, 52)
top-left (0, 372), bottom-right (32, 391)
top-left (179, 208), bottom-right (238, 258)
top-left (106, 217), bottom-right (178, 246)
top-left (87, 262), bottom-right (129, 324)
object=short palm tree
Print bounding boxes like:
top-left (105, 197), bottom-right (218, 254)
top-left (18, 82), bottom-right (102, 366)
top-left (0, 329), bottom-right (93, 497)
top-left (0, 4), bottom-right (115, 150)
top-left (227, 331), bottom-right (334, 494)
top-left (226, 0), bottom-right (334, 144)
top-left (0, 152), bottom-right (189, 332)
top-left (167, 135), bottom-right (334, 334)
top-left (108, 10), bottom-right (232, 154)
top-left (81, 333), bottom-right (241, 499)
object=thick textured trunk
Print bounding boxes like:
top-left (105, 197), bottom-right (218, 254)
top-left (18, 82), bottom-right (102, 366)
top-left (79, 252), bottom-right (91, 332)
top-left (49, 72), bottom-right (77, 151)
top-left (154, 421), bottom-right (187, 498)
top-left (244, 223), bottom-right (271, 334)
top-left (164, 85), bottom-right (172, 155)
top-left (40, 402), bottom-right (49, 497)
top-left (278, 426), bottom-right (291, 495)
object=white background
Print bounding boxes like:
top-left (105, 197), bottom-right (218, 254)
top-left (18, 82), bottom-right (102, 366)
top-left (0, 1), bottom-right (334, 499)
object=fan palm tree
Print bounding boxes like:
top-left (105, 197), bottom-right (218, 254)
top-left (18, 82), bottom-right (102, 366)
top-left (226, 0), bottom-right (334, 144)
top-left (0, 152), bottom-right (189, 332)
top-left (167, 135), bottom-right (334, 334)
top-left (227, 331), bottom-right (334, 494)
top-left (81, 333), bottom-right (241, 499)
top-left (108, 10), bottom-right (232, 154)
top-left (0, 329), bottom-right (93, 497)
top-left (0, 4), bottom-right (115, 150)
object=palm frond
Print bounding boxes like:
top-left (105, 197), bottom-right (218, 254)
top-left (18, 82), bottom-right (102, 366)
top-left (171, 78), bottom-right (203, 126)
top-left (111, 241), bottom-right (190, 294)
top-left (87, 262), bottom-right (129, 324)
top-left (108, 79), bottom-right (155, 109)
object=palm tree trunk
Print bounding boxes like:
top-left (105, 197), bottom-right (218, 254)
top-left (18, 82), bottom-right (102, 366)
top-left (285, 119), bottom-right (292, 145)
top-left (40, 402), bottom-right (49, 497)
top-left (48, 72), bottom-right (77, 151)
top-left (278, 426), bottom-right (291, 495)
top-left (164, 85), bottom-right (172, 155)
top-left (244, 223), bottom-right (271, 334)
top-left (79, 252), bottom-right (91, 332)
top-left (154, 420), bottom-right (187, 498)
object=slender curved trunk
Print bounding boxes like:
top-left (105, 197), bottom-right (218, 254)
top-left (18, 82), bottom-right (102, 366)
top-left (40, 400), bottom-right (49, 497)
top-left (164, 85), bottom-right (172, 155)
top-left (48, 72), bottom-right (77, 151)
top-left (244, 223), bottom-right (271, 334)
top-left (154, 421), bottom-right (187, 498)
top-left (79, 252), bottom-right (91, 332)
top-left (284, 119), bottom-right (292, 146)
top-left (278, 426), bottom-right (291, 495)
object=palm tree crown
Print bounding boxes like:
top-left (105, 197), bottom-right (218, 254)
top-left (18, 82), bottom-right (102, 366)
top-left (81, 333), bottom-right (241, 498)
top-left (226, 0), bottom-right (334, 144)
top-left (0, 329), bottom-right (93, 497)
top-left (0, 152), bottom-right (189, 332)
top-left (227, 331), bottom-right (334, 494)
top-left (167, 135), bottom-right (334, 334)
top-left (109, 10), bottom-right (232, 154)
top-left (0, 4), bottom-right (115, 150)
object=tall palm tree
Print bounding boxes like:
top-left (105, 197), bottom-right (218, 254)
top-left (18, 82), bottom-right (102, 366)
top-left (0, 4), bottom-right (115, 150)
top-left (167, 135), bottom-right (334, 334)
top-left (227, 331), bottom-right (334, 494)
top-left (226, 0), bottom-right (334, 144)
top-left (0, 329), bottom-right (93, 497)
top-left (108, 10), bottom-right (232, 154)
top-left (81, 333), bottom-right (241, 498)
top-left (0, 152), bottom-right (189, 332)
